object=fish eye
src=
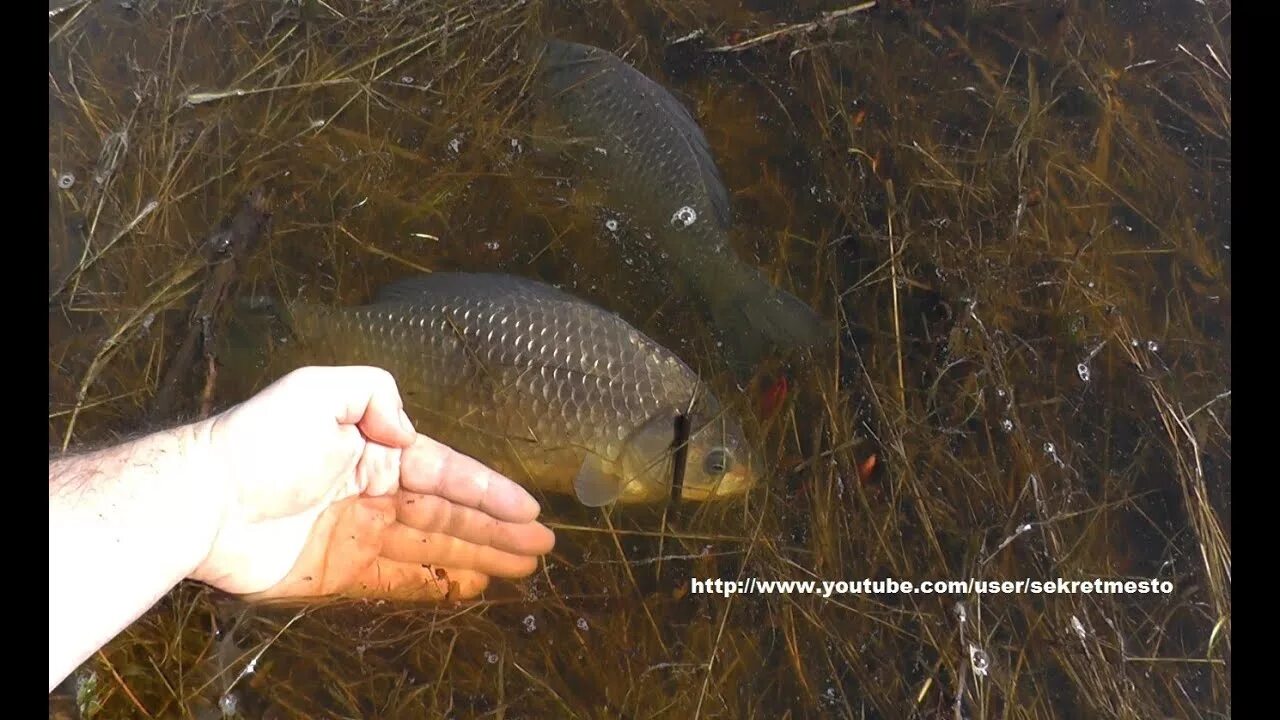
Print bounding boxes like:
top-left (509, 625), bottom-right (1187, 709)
top-left (703, 448), bottom-right (733, 477)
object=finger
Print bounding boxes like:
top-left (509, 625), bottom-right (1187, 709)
top-left (377, 526), bottom-right (543, 579)
top-left (246, 497), bottom-right (493, 602)
top-left (355, 442), bottom-right (404, 498)
top-left (400, 434), bottom-right (541, 523)
top-left (296, 366), bottom-right (416, 448)
top-left (395, 492), bottom-right (555, 556)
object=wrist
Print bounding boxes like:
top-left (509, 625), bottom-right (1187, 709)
top-left (176, 416), bottom-right (235, 581)
top-left (47, 416), bottom-right (236, 691)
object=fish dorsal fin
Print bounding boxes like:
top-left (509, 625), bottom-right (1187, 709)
top-left (573, 409), bottom-right (680, 506)
top-left (373, 272), bottom-right (579, 306)
top-left (541, 39), bottom-right (732, 230)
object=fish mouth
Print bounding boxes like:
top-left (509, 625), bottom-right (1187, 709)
top-left (678, 470), bottom-right (756, 502)
top-left (612, 467), bottom-right (756, 504)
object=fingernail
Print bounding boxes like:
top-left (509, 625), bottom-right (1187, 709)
top-left (399, 409), bottom-right (415, 434)
top-left (524, 494), bottom-right (542, 519)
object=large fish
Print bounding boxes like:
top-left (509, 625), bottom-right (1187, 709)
top-left (533, 38), bottom-right (828, 376)
top-left (229, 273), bottom-right (758, 507)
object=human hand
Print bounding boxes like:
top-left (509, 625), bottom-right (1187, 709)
top-left (249, 435), bottom-right (558, 601)
top-left (190, 366), bottom-right (554, 596)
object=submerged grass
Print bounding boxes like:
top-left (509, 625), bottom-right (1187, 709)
top-left (50, 0), bottom-right (1229, 718)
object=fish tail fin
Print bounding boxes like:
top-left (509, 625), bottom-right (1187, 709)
top-left (700, 264), bottom-right (828, 376)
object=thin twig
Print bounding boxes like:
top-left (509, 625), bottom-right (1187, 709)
top-left (707, 2), bottom-right (877, 53)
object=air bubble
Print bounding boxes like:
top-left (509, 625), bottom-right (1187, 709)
top-left (605, 218), bottom-right (619, 232)
top-left (522, 614), bottom-right (537, 633)
top-left (57, 172), bottom-right (75, 189)
top-left (670, 205), bottom-right (697, 228)
top-left (576, 617), bottom-right (589, 631)
top-left (210, 231), bottom-right (232, 254)
top-left (969, 645), bottom-right (990, 676)
top-left (401, 75), bottom-right (414, 84)
top-left (485, 651), bottom-right (499, 664)
top-left (1000, 418), bottom-right (1014, 432)
top-left (1077, 363), bottom-right (1091, 382)
top-left (448, 137), bottom-right (462, 154)
top-left (1146, 340), bottom-right (1159, 352)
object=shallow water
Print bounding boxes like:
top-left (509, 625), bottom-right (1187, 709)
top-left (50, 1), bottom-right (1229, 718)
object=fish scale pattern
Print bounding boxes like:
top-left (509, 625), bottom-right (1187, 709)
top-left (280, 276), bottom-right (724, 500)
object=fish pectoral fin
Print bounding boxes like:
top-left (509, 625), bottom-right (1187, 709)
top-left (573, 452), bottom-right (623, 507)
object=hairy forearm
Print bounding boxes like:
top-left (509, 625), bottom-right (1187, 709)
top-left (48, 419), bottom-right (225, 692)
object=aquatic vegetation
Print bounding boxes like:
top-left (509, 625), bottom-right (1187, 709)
top-left (49, 0), bottom-right (1229, 717)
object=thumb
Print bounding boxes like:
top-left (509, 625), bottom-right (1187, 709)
top-left (296, 366), bottom-right (417, 447)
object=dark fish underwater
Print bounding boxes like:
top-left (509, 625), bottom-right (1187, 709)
top-left (224, 272), bottom-right (759, 508)
top-left (532, 38), bottom-right (829, 378)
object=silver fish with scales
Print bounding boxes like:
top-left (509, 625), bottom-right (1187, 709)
top-left (255, 273), bottom-right (758, 506)
top-left (535, 39), bottom-right (828, 376)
